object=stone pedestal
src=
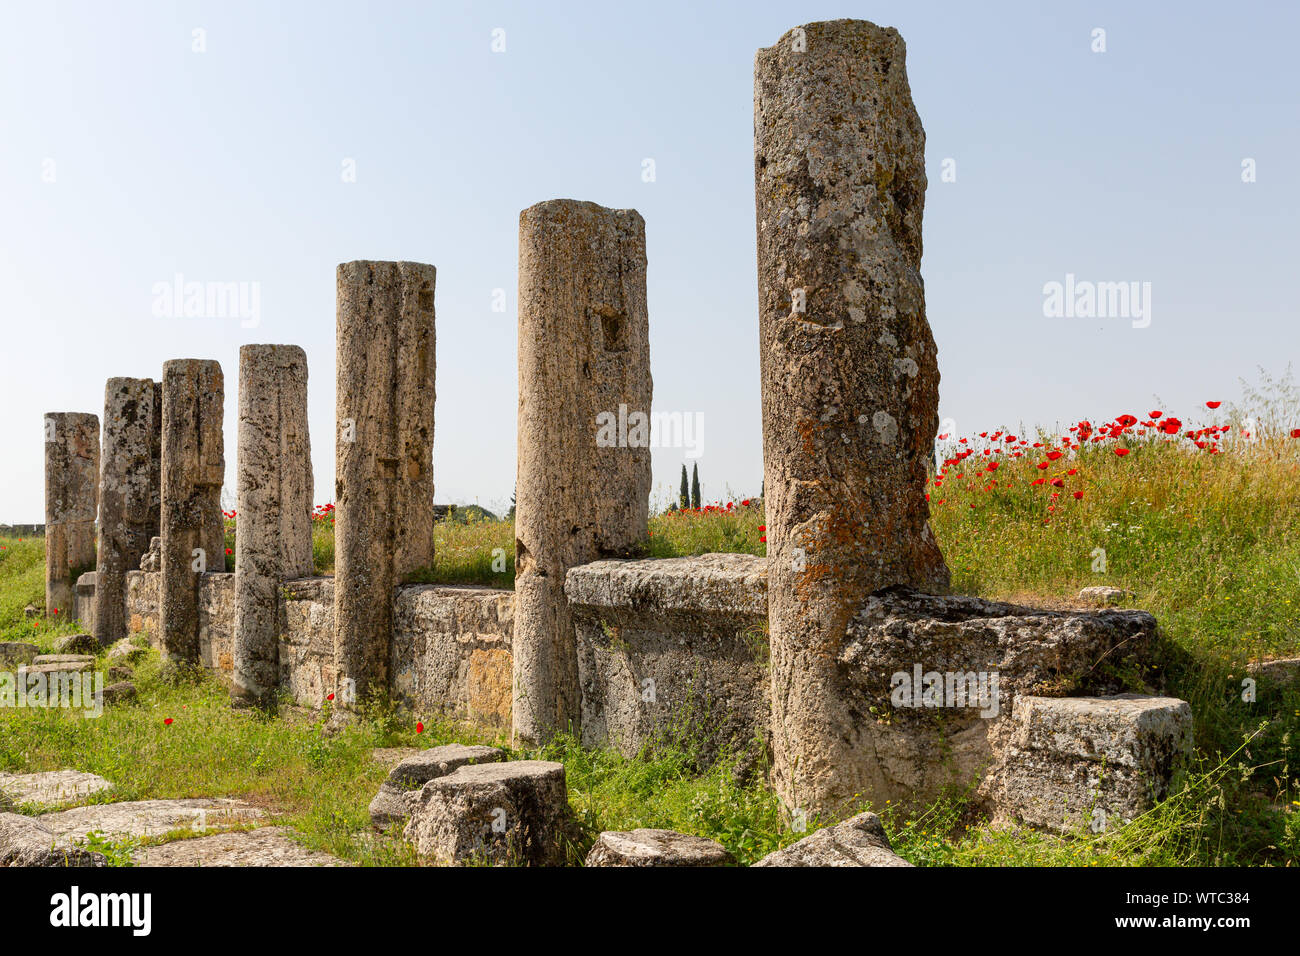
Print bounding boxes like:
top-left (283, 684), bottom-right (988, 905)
top-left (232, 345), bottom-right (313, 707)
top-left (754, 20), bottom-right (949, 815)
top-left (513, 199), bottom-right (652, 745)
top-left (44, 412), bottom-right (100, 620)
top-left (160, 359), bottom-right (225, 665)
top-left (94, 378), bottom-right (161, 645)
top-left (334, 261), bottom-right (436, 701)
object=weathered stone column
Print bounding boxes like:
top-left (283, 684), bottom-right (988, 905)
top-left (160, 359), bottom-right (225, 665)
top-left (44, 412), bottom-right (100, 620)
top-left (755, 20), bottom-right (950, 815)
top-left (232, 345), bottom-right (313, 707)
top-left (334, 262), bottom-right (436, 702)
top-left (93, 378), bottom-right (161, 645)
top-left (513, 200), bottom-right (652, 745)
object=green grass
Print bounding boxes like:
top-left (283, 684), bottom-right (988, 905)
top-left (2, 383), bottom-right (1297, 866)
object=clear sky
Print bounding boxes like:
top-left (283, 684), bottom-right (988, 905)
top-left (2, 0), bottom-right (1296, 522)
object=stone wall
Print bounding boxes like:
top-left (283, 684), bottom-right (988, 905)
top-left (120, 556), bottom-right (767, 748)
top-left (567, 555), bottom-right (769, 765)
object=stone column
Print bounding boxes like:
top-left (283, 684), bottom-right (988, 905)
top-left (44, 412), bottom-right (100, 620)
top-left (754, 20), bottom-right (950, 815)
top-left (513, 200), bottom-right (652, 745)
top-left (93, 378), bottom-right (161, 645)
top-left (334, 261), bottom-right (436, 702)
top-left (160, 359), bottom-right (225, 665)
top-left (231, 345), bottom-right (313, 707)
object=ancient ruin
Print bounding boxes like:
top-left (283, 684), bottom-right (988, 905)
top-left (513, 199), bottom-right (653, 744)
top-left (36, 18), bottom-right (1198, 865)
top-left (43, 412), bottom-right (99, 622)
top-left (231, 345), bottom-right (313, 707)
top-left (334, 261), bottom-right (437, 701)
top-left (755, 19), bottom-right (951, 815)
top-left (93, 378), bottom-right (161, 646)
top-left (159, 359), bottom-right (225, 665)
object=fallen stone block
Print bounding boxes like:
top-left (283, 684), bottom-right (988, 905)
top-left (0, 812), bottom-right (105, 867)
top-left (1077, 586), bottom-right (1134, 606)
top-left (0, 642), bottom-right (39, 668)
top-left (585, 829), bottom-right (733, 867)
top-left (102, 682), bottom-right (137, 705)
top-left (31, 654), bottom-right (95, 667)
top-left (404, 760), bottom-right (570, 866)
top-left (370, 743), bottom-right (504, 829)
top-left (1246, 658), bottom-right (1300, 689)
top-left (0, 770), bottom-right (114, 808)
top-left (752, 813), bottom-right (912, 867)
top-left (39, 798), bottom-right (263, 842)
top-left (133, 827), bottom-right (347, 867)
top-left (106, 638), bottom-right (147, 663)
top-left (981, 694), bottom-right (1193, 833)
top-left (54, 633), bottom-right (99, 655)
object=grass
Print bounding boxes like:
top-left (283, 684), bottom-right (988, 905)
top-left (2, 377), bottom-right (1298, 866)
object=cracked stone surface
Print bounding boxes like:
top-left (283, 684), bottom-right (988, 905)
top-left (0, 770), bottom-right (115, 808)
top-left (752, 812), bottom-right (912, 867)
top-left (0, 812), bottom-right (104, 867)
top-left (39, 798), bottom-right (263, 842)
top-left (133, 827), bottom-right (347, 867)
top-left (585, 829), bottom-right (734, 867)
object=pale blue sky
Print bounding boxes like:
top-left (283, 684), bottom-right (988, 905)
top-left (2, 0), bottom-right (1296, 521)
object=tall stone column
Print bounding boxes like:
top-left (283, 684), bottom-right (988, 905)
top-left (754, 20), bottom-right (950, 816)
top-left (94, 378), bottom-right (162, 645)
top-left (513, 200), bottom-right (652, 745)
top-left (334, 261), bottom-right (436, 702)
top-left (232, 345), bottom-right (313, 708)
top-left (44, 412), bottom-right (100, 619)
top-left (160, 359), bottom-right (225, 665)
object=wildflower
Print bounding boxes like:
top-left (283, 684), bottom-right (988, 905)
top-left (1206, 401), bottom-right (1221, 409)
top-left (1073, 491), bottom-right (1084, 499)
top-left (416, 721), bottom-right (424, 733)
top-left (164, 718), bottom-right (174, 726)
top-left (1114, 448), bottom-right (1130, 457)
top-left (225, 548), bottom-right (233, 555)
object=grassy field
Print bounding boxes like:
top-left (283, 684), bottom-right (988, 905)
top-left (2, 385), bottom-right (1297, 866)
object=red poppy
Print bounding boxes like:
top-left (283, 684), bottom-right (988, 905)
top-left (1072, 491), bottom-right (1084, 500)
top-left (1206, 401), bottom-right (1221, 409)
top-left (1114, 448), bottom-right (1130, 457)
top-left (1116, 414), bottom-right (1138, 427)
top-left (1291, 429), bottom-right (1300, 439)
top-left (416, 721), bottom-right (424, 734)
top-left (987, 461), bottom-right (999, 471)
top-left (225, 548), bottom-right (233, 555)
top-left (327, 693), bottom-right (335, 701)
top-left (164, 718), bottom-right (174, 726)
top-left (1046, 451), bottom-right (1063, 461)
top-left (1149, 411), bottom-right (1162, 419)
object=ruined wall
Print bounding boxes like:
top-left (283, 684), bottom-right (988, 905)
top-left (121, 555), bottom-right (767, 750)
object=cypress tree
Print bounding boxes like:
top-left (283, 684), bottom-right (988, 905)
top-left (691, 463), bottom-right (701, 510)
top-left (679, 465), bottom-right (690, 510)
